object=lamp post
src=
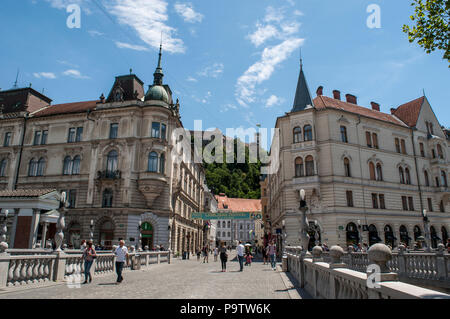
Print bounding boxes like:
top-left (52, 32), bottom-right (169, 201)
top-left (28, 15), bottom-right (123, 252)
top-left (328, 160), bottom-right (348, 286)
top-left (357, 219), bottom-right (362, 245)
top-left (138, 220), bottom-right (142, 251)
top-left (299, 189), bottom-right (311, 256)
top-left (0, 209), bottom-right (9, 254)
top-left (282, 219), bottom-right (286, 258)
top-left (422, 209), bottom-right (432, 252)
top-left (90, 219), bottom-right (94, 243)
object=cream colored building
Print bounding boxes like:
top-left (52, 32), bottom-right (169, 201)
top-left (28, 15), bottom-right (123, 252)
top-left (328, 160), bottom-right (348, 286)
top-left (0, 48), bottom-right (210, 253)
top-left (266, 62), bottom-right (450, 251)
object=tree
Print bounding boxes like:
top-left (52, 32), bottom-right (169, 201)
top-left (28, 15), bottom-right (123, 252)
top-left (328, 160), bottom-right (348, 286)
top-left (402, 0), bottom-right (450, 66)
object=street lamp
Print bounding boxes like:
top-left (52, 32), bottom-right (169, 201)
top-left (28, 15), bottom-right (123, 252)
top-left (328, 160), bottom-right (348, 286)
top-left (422, 209), bottom-right (432, 252)
top-left (138, 221), bottom-right (142, 251)
top-left (356, 219), bottom-right (362, 244)
top-left (298, 189), bottom-right (311, 256)
top-left (90, 219), bottom-right (94, 243)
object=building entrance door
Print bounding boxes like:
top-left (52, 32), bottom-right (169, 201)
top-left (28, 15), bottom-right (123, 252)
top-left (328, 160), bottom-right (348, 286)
top-left (141, 222), bottom-right (154, 249)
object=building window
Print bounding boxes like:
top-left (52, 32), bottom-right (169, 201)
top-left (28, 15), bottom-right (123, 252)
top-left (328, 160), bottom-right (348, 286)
top-left (295, 157), bottom-right (304, 177)
top-left (399, 167), bottom-right (405, 184)
top-left (400, 139), bottom-right (406, 154)
top-left (293, 127), bottom-right (301, 143)
top-left (366, 132), bottom-right (372, 148)
top-left (379, 194), bottom-right (386, 209)
top-left (227, 221), bottom-right (230, 228)
top-left (424, 171), bottom-right (430, 187)
top-left (376, 163), bottom-right (383, 181)
top-left (304, 125), bottom-right (313, 141)
top-left (102, 189), bottom-right (113, 207)
top-left (344, 158), bottom-right (351, 177)
top-left (63, 156), bottom-right (72, 175)
top-left (28, 158), bottom-right (37, 176)
top-left (148, 152), bottom-right (158, 172)
top-left (395, 138), bottom-right (400, 153)
top-left (428, 198), bottom-right (433, 212)
top-left (441, 171), bottom-right (448, 188)
top-left (34, 131), bottom-right (41, 145)
top-left (369, 162), bottom-right (376, 180)
top-left (340, 126), bottom-right (348, 143)
top-left (68, 189), bottom-right (77, 208)
top-left (41, 130), bottom-right (48, 145)
top-left (372, 133), bottom-right (379, 149)
top-left (36, 158), bottom-right (45, 176)
top-left (3, 132), bottom-right (11, 147)
top-left (440, 200), bottom-right (445, 212)
top-left (419, 143), bottom-right (425, 157)
top-left (305, 155), bottom-right (314, 176)
top-left (346, 191), bottom-right (354, 207)
top-left (151, 122), bottom-right (161, 138)
top-left (401, 196), bottom-right (408, 210)
top-left (0, 159), bottom-right (7, 177)
top-left (72, 156), bottom-right (81, 175)
top-left (161, 124), bottom-right (167, 140)
top-left (106, 150), bottom-right (118, 174)
top-left (68, 128), bottom-right (76, 143)
top-left (432, 149), bottom-right (436, 159)
top-left (110, 123), bottom-right (118, 139)
top-left (405, 168), bottom-right (411, 184)
top-left (437, 144), bottom-right (444, 159)
top-left (76, 127), bottom-right (83, 142)
top-left (372, 193), bottom-right (378, 209)
top-left (408, 197), bottom-right (414, 211)
top-left (159, 153), bottom-right (165, 174)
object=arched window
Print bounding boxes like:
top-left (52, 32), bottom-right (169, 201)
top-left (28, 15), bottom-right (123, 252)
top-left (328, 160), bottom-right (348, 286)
top-left (369, 162), bottom-right (376, 180)
top-left (340, 126), bottom-right (348, 143)
top-left (442, 226), bottom-right (448, 244)
top-left (344, 158), bottom-right (351, 177)
top-left (376, 163), bottom-right (383, 181)
top-left (304, 125), bottom-right (313, 141)
top-left (293, 127), bottom-right (302, 143)
top-left (72, 156), bottom-right (81, 175)
top-left (437, 144), bottom-right (444, 159)
top-left (413, 225), bottom-right (422, 241)
top-left (0, 159), bottom-right (7, 177)
top-left (148, 152), bottom-right (158, 172)
top-left (37, 158), bottom-right (46, 176)
top-left (295, 157), bottom-right (304, 177)
top-left (106, 150), bottom-right (118, 173)
top-left (102, 188), bottom-right (113, 207)
top-left (305, 155), bottom-right (314, 176)
top-left (424, 171), bottom-right (430, 187)
top-left (63, 156), bottom-right (72, 175)
top-left (399, 225), bottom-right (410, 246)
top-left (29, 158), bottom-right (37, 176)
top-left (399, 167), bottom-right (405, 184)
top-left (159, 153), bottom-right (165, 174)
top-left (405, 168), bottom-right (411, 185)
top-left (441, 171), bottom-right (448, 188)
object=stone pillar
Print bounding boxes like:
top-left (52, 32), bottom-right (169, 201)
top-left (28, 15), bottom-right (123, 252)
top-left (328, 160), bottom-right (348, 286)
top-left (329, 246), bottom-right (346, 269)
top-left (312, 246), bottom-right (323, 263)
top-left (397, 244), bottom-right (407, 277)
top-left (436, 244), bottom-right (446, 281)
top-left (367, 243), bottom-right (398, 282)
top-left (41, 222), bottom-right (48, 248)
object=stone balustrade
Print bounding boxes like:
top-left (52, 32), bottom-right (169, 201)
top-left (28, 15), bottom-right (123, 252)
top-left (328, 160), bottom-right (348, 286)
top-left (285, 245), bottom-right (450, 299)
top-left (0, 250), bottom-right (171, 288)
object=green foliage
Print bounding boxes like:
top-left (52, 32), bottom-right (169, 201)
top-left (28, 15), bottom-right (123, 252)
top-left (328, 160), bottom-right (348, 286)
top-left (204, 138), bottom-right (262, 199)
top-left (402, 0), bottom-right (450, 66)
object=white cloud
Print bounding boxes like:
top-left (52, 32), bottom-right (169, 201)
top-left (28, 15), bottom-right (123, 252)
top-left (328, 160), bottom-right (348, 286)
top-left (106, 0), bottom-right (185, 54)
top-left (236, 38), bottom-right (304, 107)
top-left (293, 10), bottom-right (304, 16)
top-left (174, 2), bottom-right (203, 23)
top-left (33, 72), bottom-right (57, 79)
top-left (88, 30), bottom-right (104, 37)
top-left (221, 103), bottom-right (237, 113)
top-left (63, 69), bottom-right (90, 79)
top-left (186, 76), bottom-right (198, 82)
top-left (248, 24), bottom-right (278, 47)
top-left (115, 41), bottom-right (149, 51)
top-left (265, 95), bottom-right (284, 108)
top-left (198, 63), bottom-right (224, 78)
top-left (264, 6), bottom-right (284, 23)
top-left (45, 0), bottom-right (91, 14)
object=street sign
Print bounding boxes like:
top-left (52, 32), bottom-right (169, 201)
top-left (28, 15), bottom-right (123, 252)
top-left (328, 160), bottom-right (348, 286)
top-left (191, 212), bottom-right (263, 220)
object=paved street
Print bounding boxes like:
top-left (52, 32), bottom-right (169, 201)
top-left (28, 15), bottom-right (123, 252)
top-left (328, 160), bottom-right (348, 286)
top-left (0, 252), bottom-right (308, 299)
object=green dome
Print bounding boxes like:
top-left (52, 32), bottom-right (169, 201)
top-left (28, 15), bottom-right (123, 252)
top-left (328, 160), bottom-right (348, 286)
top-left (145, 85), bottom-right (169, 103)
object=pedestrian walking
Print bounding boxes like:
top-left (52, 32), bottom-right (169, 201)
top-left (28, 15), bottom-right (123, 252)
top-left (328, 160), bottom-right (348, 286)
top-left (202, 244), bottom-right (209, 263)
top-left (80, 239), bottom-right (87, 252)
top-left (213, 247), bottom-right (218, 262)
top-left (114, 240), bottom-right (129, 284)
top-left (236, 241), bottom-right (245, 272)
top-left (219, 242), bottom-right (228, 272)
top-left (245, 252), bottom-right (253, 266)
top-left (82, 241), bottom-right (96, 284)
top-left (262, 244), bottom-right (268, 265)
top-left (196, 249), bottom-right (201, 261)
top-left (268, 240), bottom-right (277, 270)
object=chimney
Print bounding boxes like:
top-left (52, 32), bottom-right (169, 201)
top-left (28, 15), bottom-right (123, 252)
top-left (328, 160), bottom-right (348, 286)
top-left (316, 86), bottom-right (323, 96)
top-left (333, 90), bottom-right (341, 100)
top-left (346, 94), bottom-right (357, 104)
top-left (390, 108), bottom-right (396, 114)
top-left (370, 102), bottom-right (380, 111)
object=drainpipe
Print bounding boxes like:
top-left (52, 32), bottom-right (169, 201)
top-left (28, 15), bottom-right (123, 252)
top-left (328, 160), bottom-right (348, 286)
top-left (13, 113), bottom-right (29, 190)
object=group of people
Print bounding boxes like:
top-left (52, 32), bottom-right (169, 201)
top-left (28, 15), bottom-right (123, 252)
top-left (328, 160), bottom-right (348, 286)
top-left (80, 239), bottom-right (129, 285)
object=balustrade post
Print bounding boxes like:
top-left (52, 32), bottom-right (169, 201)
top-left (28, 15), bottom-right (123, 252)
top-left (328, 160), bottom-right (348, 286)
top-left (347, 246), bottom-right (354, 269)
top-left (312, 246), bottom-right (323, 262)
top-left (367, 243), bottom-right (398, 282)
top-left (0, 210), bottom-right (10, 287)
top-left (329, 246), bottom-right (346, 269)
top-left (436, 244), bottom-right (446, 281)
top-left (157, 253), bottom-right (161, 264)
top-left (397, 244), bottom-right (407, 277)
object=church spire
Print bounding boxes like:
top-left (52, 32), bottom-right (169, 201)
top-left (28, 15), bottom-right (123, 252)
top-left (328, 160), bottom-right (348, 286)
top-left (291, 57), bottom-right (313, 112)
top-left (153, 44), bottom-right (164, 86)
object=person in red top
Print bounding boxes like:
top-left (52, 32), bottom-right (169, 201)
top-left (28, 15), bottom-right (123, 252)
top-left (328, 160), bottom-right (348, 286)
top-left (83, 241), bottom-right (97, 284)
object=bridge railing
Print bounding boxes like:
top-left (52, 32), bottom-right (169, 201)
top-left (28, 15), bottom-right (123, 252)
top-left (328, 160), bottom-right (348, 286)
top-left (0, 250), bottom-right (171, 288)
top-left (284, 245), bottom-right (450, 299)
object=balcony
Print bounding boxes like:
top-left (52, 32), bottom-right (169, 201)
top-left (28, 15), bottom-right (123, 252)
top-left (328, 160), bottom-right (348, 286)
top-left (293, 175), bottom-right (319, 185)
top-left (97, 170), bottom-right (121, 180)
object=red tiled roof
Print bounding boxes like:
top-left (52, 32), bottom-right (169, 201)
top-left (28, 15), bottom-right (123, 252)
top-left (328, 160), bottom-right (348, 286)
top-left (313, 96), bottom-right (408, 127)
top-left (32, 100), bottom-right (99, 117)
top-left (215, 194), bottom-right (261, 212)
top-left (0, 189), bottom-right (57, 198)
top-left (392, 96), bottom-right (424, 127)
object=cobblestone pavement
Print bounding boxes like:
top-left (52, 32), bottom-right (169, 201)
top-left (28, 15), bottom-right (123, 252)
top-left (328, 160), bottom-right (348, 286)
top-left (0, 252), bottom-right (307, 299)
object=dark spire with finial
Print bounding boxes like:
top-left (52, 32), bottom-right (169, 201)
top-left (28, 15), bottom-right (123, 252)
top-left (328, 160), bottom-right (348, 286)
top-left (291, 54), bottom-right (313, 113)
top-left (153, 44), bottom-right (164, 86)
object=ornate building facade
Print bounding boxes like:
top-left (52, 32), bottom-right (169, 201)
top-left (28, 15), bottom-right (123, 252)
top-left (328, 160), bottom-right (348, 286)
top-left (0, 48), bottom-right (211, 253)
top-left (266, 61), bottom-right (450, 250)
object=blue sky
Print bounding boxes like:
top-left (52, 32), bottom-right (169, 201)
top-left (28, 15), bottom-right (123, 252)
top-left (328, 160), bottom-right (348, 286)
top-left (1, 0), bottom-right (449, 139)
